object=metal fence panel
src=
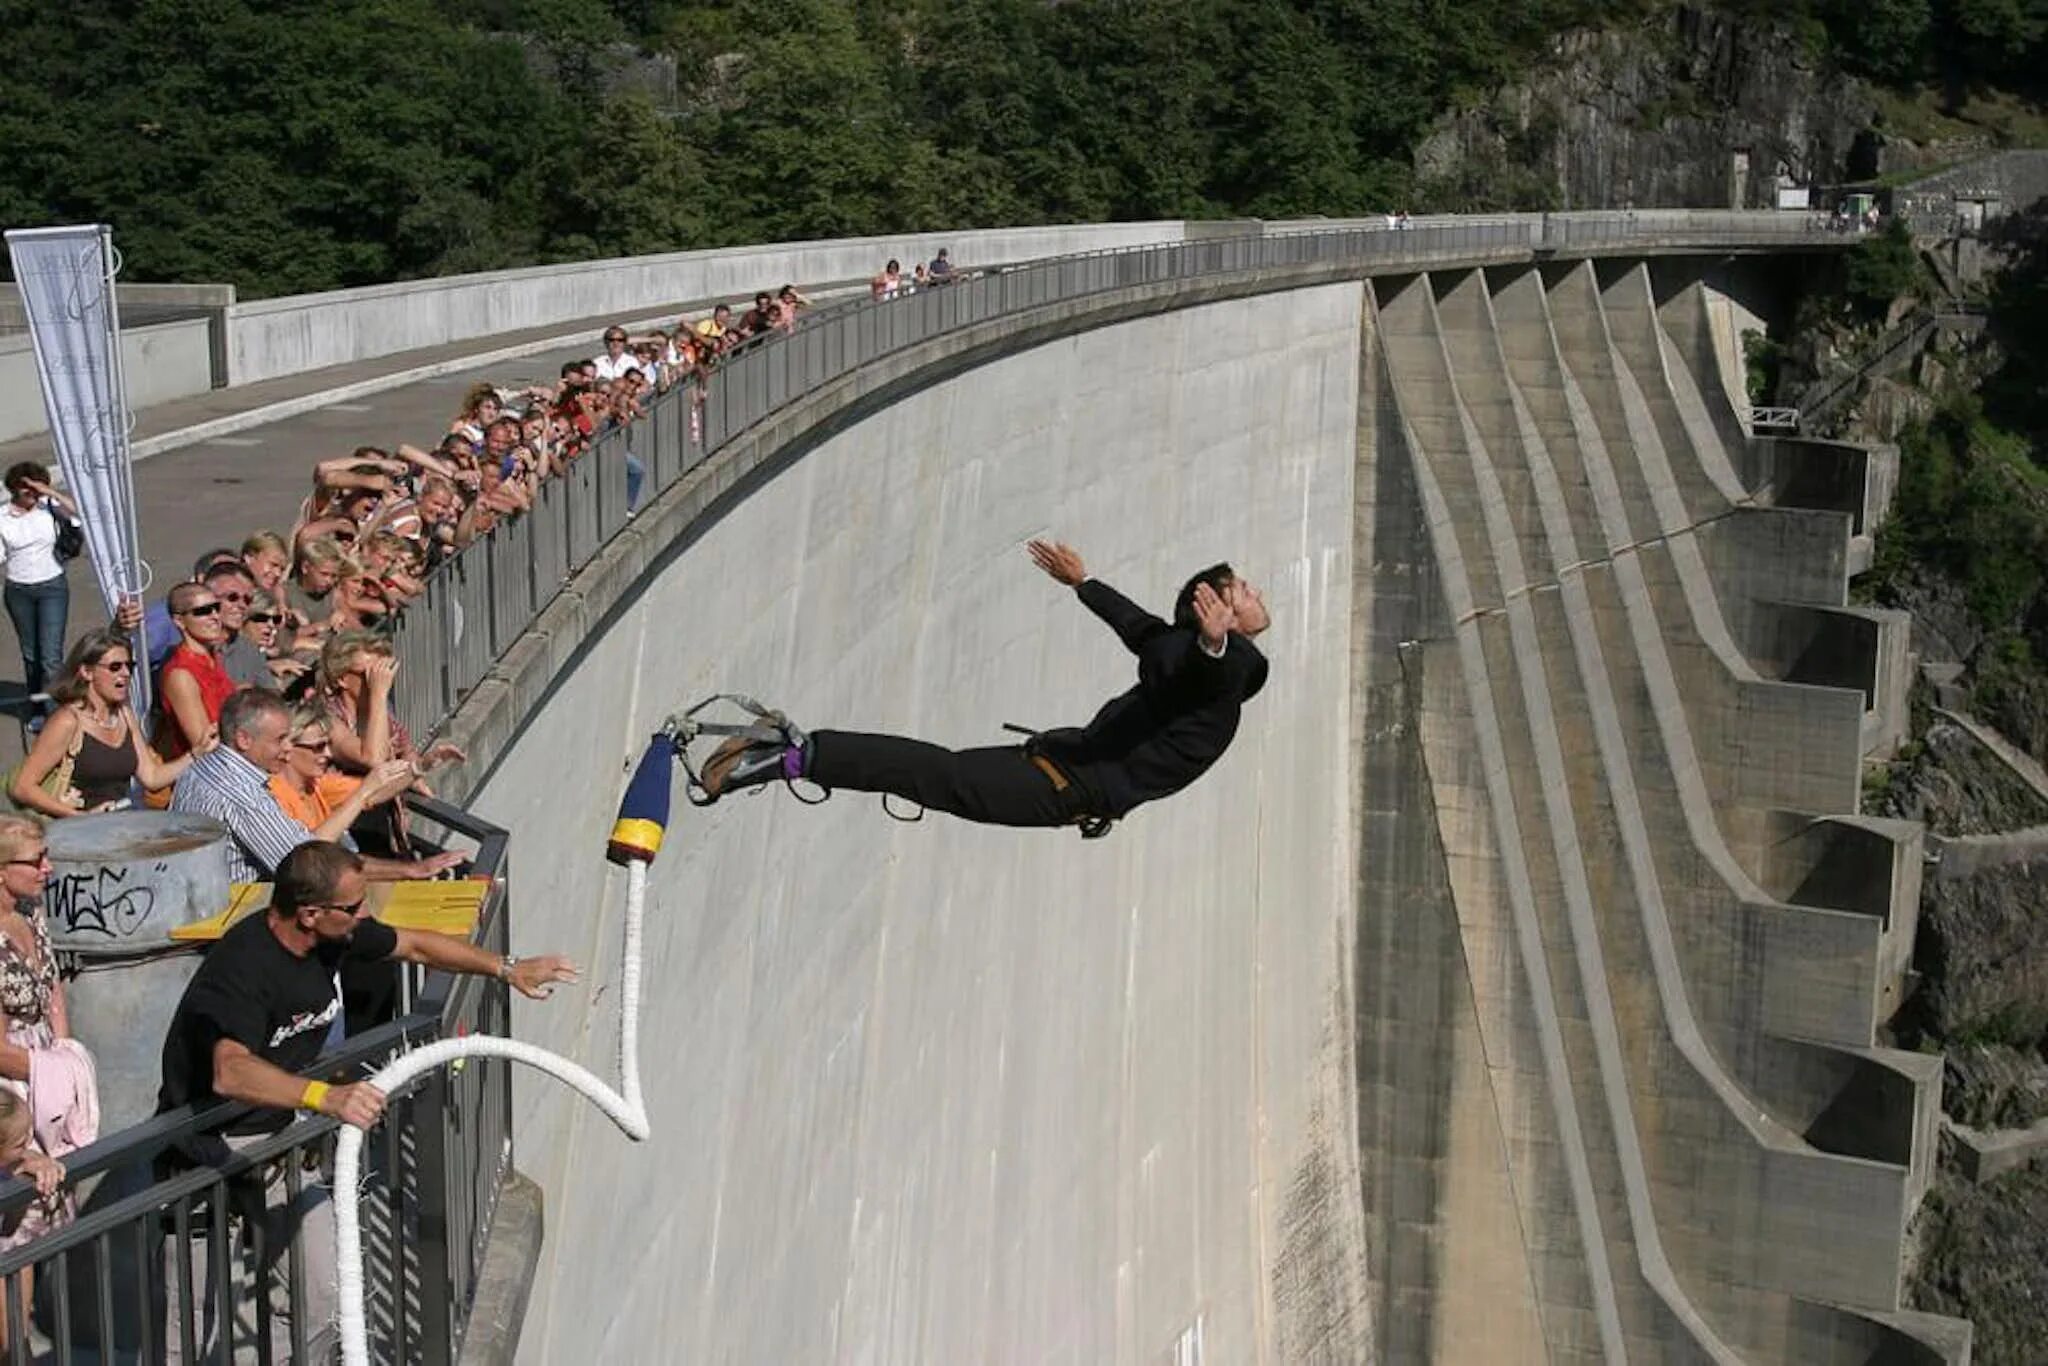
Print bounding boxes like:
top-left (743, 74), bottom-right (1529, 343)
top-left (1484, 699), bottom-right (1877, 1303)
top-left (565, 448), bottom-right (601, 570)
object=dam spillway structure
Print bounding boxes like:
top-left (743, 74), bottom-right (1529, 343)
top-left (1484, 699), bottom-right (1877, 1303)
top-left (1356, 258), bottom-right (1959, 1363)
top-left (419, 220), bottom-right (1972, 1362)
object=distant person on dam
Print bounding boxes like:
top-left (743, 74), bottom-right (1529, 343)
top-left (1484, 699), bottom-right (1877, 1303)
top-left (702, 540), bottom-right (1270, 833)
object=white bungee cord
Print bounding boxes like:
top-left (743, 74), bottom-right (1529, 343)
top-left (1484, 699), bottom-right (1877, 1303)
top-left (333, 729), bottom-right (679, 1366)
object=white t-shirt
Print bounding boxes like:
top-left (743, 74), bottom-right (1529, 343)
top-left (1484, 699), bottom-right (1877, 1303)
top-left (591, 351), bottom-right (638, 382)
top-left (0, 504), bottom-right (62, 585)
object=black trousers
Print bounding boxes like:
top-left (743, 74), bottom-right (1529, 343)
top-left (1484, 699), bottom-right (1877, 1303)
top-left (808, 729), bottom-right (1098, 828)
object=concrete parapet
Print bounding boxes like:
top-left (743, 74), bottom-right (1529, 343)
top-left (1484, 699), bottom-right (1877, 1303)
top-left (0, 315), bottom-right (216, 443)
top-left (222, 221), bottom-right (1191, 386)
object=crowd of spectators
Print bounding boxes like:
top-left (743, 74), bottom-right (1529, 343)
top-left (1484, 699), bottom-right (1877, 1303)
top-left (0, 255), bottom-right (966, 1312)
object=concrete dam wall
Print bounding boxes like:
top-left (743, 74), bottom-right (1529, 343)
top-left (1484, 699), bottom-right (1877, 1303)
top-left (455, 263), bottom-right (1968, 1361)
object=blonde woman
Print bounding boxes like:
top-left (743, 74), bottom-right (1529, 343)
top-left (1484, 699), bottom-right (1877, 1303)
top-left (10, 630), bottom-right (203, 818)
top-left (267, 706), bottom-right (421, 853)
top-left (315, 631), bottom-right (464, 786)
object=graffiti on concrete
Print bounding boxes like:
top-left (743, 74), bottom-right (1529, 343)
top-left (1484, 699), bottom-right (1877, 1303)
top-left (48, 864), bottom-right (159, 941)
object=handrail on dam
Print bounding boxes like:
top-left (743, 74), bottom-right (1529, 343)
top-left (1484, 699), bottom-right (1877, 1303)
top-left (386, 207), bottom-right (1863, 743)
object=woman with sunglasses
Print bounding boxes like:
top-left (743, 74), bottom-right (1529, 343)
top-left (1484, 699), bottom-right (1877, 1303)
top-left (8, 630), bottom-right (206, 817)
top-left (155, 581), bottom-right (237, 765)
top-left (268, 707), bottom-right (420, 846)
top-left (241, 589), bottom-right (308, 689)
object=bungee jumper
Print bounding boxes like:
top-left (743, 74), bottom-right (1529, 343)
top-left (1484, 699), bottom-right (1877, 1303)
top-left (679, 539), bottom-right (1271, 836)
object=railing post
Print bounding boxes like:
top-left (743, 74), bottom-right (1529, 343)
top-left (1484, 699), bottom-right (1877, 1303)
top-left (415, 1067), bottom-right (456, 1366)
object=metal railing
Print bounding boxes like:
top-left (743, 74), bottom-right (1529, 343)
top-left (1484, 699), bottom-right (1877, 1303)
top-left (0, 799), bottom-right (512, 1365)
top-left (386, 209), bottom-right (1863, 740)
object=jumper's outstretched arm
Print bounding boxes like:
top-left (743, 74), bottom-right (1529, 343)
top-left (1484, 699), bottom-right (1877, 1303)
top-left (1028, 539), bottom-right (1171, 656)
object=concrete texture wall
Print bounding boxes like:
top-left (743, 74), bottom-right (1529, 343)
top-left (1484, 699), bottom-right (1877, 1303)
top-left (0, 314), bottom-right (215, 443)
top-left (225, 222), bottom-right (1188, 386)
top-left (466, 284), bottom-right (1371, 1363)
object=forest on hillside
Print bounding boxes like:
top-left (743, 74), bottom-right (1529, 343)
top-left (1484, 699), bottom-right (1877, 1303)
top-left (3, 0), bottom-right (2046, 296)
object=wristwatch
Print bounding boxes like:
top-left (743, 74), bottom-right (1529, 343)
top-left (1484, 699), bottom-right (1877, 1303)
top-left (498, 955), bottom-right (520, 983)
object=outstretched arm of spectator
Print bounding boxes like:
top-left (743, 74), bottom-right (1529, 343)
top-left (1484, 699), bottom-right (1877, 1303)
top-left (395, 443), bottom-right (457, 478)
top-left (293, 516), bottom-right (359, 548)
top-left (128, 714), bottom-right (209, 794)
top-left (311, 458), bottom-right (394, 492)
top-left (387, 929), bottom-right (578, 1000)
top-left (305, 760), bottom-right (412, 843)
top-left (211, 1038), bottom-right (387, 1129)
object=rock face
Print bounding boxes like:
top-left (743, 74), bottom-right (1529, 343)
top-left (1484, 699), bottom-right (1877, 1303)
top-left (1912, 1166), bottom-right (2048, 1365)
top-left (1944, 1042), bottom-right (2048, 1130)
top-left (1914, 858), bottom-right (2048, 1047)
top-left (1415, 6), bottom-right (1877, 209)
top-left (1872, 720), bottom-right (2048, 835)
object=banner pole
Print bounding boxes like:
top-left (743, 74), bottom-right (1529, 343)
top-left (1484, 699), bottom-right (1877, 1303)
top-left (98, 228), bottom-right (151, 715)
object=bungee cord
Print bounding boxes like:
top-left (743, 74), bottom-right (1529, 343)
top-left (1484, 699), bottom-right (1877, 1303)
top-left (333, 726), bottom-right (681, 1366)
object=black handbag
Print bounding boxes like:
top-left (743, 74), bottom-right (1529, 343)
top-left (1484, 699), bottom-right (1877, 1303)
top-left (50, 504), bottom-right (83, 561)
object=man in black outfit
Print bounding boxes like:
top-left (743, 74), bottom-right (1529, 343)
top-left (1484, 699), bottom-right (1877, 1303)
top-left (704, 539), bottom-right (1270, 830)
top-left (155, 841), bottom-right (576, 1362)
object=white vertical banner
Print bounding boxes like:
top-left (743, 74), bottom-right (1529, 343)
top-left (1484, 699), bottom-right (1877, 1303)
top-left (5, 224), bottom-right (151, 707)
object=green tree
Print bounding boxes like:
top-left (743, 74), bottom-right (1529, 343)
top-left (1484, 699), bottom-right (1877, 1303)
top-left (543, 95), bottom-right (710, 260)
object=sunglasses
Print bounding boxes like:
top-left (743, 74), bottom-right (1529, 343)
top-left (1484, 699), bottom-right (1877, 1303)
top-left (291, 737), bottom-right (331, 753)
top-left (318, 896), bottom-right (368, 916)
top-left (215, 590), bottom-right (249, 604)
top-left (4, 852), bottom-right (50, 869)
top-left (95, 658), bottom-right (134, 673)
top-left (248, 612), bottom-right (281, 625)
top-left (175, 602), bottom-right (222, 618)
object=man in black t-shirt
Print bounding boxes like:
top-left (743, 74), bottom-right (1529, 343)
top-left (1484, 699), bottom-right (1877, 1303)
top-left (155, 841), bottom-right (576, 1363)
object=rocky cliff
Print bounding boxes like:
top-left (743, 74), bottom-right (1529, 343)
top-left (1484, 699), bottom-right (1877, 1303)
top-left (1415, 6), bottom-right (1878, 210)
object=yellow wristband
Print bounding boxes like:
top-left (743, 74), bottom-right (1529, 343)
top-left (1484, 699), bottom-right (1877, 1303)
top-left (301, 1080), bottom-right (331, 1113)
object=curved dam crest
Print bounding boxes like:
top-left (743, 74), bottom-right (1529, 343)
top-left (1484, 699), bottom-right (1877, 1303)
top-left (469, 283), bottom-right (1369, 1362)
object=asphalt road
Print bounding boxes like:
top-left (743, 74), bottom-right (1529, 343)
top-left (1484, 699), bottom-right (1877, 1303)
top-left (0, 335), bottom-right (605, 768)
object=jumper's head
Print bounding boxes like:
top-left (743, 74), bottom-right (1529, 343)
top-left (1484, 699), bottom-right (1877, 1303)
top-left (1172, 563), bottom-right (1270, 639)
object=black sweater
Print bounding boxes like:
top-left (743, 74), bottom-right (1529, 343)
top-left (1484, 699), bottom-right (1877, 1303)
top-left (1032, 578), bottom-right (1268, 818)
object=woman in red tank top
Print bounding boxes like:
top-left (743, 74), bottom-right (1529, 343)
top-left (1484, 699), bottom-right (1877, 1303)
top-left (155, 582), bottom-right (238, 762)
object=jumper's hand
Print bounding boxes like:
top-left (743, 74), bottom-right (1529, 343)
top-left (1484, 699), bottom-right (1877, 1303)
top-left (1027, 539), bottom-right (1086, 588)
top-left (1192, 581), bottom-right (1234, 652)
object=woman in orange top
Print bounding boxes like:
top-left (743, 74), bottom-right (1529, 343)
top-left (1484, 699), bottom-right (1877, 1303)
top-left (267, 708), bottom-right (415, 844)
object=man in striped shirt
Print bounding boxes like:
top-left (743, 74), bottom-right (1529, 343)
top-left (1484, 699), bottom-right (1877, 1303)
top-left (174, 689), bottom-right (462, 883)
